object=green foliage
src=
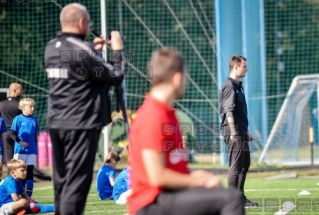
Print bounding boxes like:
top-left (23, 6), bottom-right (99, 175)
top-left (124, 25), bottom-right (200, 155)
top-left (1, 0), bottom-right (319, 157)
top-left (265, 0), bottom-right (319, 127)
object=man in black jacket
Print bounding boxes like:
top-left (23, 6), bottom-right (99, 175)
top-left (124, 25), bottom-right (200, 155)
top-left (219, 55), bottom-right (258, 207)
top-left (44, 3), bottom-right (125, 215)
top-left (0, 83), bottom-right (23, 161)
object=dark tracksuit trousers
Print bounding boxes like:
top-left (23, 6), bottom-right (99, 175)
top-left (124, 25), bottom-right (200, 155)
top-left (49, 128), bottom-right (101, 215)
top-left (224, 135), bottom-right (250, 197)
top-left (5, 130), bottom-right (15, 160)
top-left (136, 187), bottom-right (245, 215)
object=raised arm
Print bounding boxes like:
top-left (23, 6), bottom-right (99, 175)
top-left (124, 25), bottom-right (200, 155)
top-left (69, 31), bottom-right (126, 86)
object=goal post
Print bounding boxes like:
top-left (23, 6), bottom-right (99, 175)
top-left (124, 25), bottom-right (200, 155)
top-left (0, 88), bottom-right (9, 102)
top-left (258, 74), bottom-right (319, 165)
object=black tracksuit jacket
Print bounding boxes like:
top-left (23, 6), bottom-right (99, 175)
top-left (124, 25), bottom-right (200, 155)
top-left (219, 77), bottom-right (249, 136)
top-left (44, 32), bottom-right (125, 129)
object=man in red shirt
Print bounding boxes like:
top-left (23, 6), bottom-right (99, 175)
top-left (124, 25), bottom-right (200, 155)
top-left (128, 48), bottom-right (245, 215)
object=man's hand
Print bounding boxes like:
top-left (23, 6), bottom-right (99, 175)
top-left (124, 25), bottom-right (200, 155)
top-left (227, 117), bottom-right (237, 142)
top-left (19, 141), bottom-right (29, 148)
top-left (93, 31), bottom-right (124, 51)
top-left (230, 134), bottom-right (237, 142)
top-left (108, 31), bottom-right (124, 51)
top-left (93, 35), bottom-right (107, 51)
top-left (204, 176), bottom-right (222, 188)
top-left (247, 131), bottom-right (254, 142)
top-left (190, 170), bottom-right (222, 188)
top-left (190, 170), bottom-right (213, 183)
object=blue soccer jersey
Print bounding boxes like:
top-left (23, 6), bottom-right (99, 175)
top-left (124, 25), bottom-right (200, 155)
top-left (112, 168), bottom-right (130, 201)
top-left (0, 175), bottom-right (25, 206)
top-left (0, 117), bottom-right (7, 156)
top-left (96, 165), bottom-right (116, 200)
top-left (11, 114), bottom-right (39, 155)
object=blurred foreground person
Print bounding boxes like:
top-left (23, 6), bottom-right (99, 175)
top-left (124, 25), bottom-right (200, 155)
top-left (128, 48), bottom-right (245, 215)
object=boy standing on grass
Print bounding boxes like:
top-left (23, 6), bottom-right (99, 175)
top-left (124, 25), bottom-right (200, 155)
top-left (96, 152), bottom-right (121, 200)
top-left (128, 48), bottom-right (245, 215)
top-left (0, 116), bottom-right (7, 165)
top-left (10, 98), bottom-right (38, 198)
top-left (0, 159), bottom-right (40, 215)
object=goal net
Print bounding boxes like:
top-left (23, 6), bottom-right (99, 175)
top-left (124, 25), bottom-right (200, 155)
top-left (0, 1), bottom-right (217, 164)
top-left (259, 74), bottom-right (319, 165)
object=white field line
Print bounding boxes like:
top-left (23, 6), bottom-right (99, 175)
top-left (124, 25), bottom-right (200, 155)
top-left (33, 186), bottom-right (53, 191)
top-left (246, 188), bottom-right (319, 192)
top-left (274, 210), bottom-right (289, 215)
top-left (86, 210), bottom-right (126, 212)
top-left (33, 194), bottom-right (99, 198)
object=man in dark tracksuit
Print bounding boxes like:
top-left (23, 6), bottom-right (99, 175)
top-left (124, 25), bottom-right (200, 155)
top-left (44, 3), bottom-right (125, 215)
top-left (0, 83), bottom-right (23, 161)
top-left (219, 55), bottom-right (258, 207)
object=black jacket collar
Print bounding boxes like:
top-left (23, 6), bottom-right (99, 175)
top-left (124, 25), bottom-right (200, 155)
top-left (228, 77), bottom-right (242, 88)
top-left (57, 31), bottom-right (86, 40)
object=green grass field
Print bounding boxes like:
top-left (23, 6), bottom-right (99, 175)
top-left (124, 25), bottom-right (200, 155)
top-left (32, 177), bottom-right (319, 215)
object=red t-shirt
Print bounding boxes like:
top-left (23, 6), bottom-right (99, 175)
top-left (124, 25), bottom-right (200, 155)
top-left (128, 94), bottom-right (189, 214)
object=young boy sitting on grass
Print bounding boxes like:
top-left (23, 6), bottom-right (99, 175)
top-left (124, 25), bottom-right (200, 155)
top-left (96, 152), bottom-right (121, 200)
top-left (112, 167), bottom-right (132, 205)
top-left (0, 159), bottom-right (55, 215)
top-left (0, 159), bottom-right (40, 214)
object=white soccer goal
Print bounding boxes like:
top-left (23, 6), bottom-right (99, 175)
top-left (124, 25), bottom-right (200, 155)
top-left (259, 74), bottom-right (319, 165)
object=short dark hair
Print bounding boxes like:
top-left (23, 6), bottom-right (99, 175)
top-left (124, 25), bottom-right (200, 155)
top-left (229, 55), bottom-right (246, 72)
top-left (104, 152), bottom-right (120, 164)
top-left (148, 47), bottom-right (186, 86)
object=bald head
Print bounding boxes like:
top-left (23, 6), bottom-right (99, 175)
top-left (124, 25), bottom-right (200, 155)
top-left (9, 83), bottom-right (23, 98)
top-left (60, 3), bottom-right (90, 28)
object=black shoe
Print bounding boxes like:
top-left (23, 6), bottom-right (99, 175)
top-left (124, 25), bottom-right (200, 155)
top-left (244, 198), bottom-right (259, 207)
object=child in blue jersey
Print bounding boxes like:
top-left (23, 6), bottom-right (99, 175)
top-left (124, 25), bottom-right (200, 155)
top-left (0, 159), bottom-right (39, 214)
top-left (0, 162), bottom-right (2, 182)
top-left (112, 167), bottom-right (132, 204)
top-left (96, 152), bottom-right (120, 200)
top-left (0, 116), bottom-right (7, 165)
top-left (0, 159), bottom-right (55, 215)
top-left (10, 98), bottom-right (39, 198)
